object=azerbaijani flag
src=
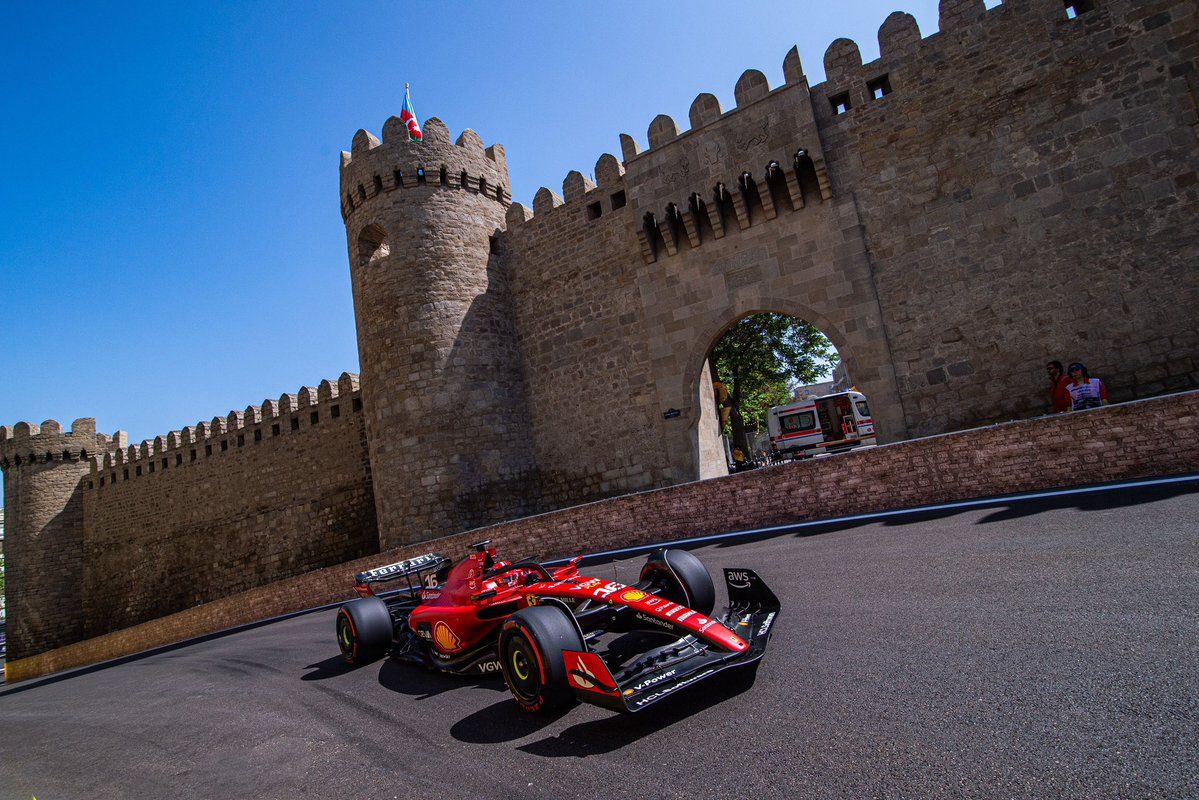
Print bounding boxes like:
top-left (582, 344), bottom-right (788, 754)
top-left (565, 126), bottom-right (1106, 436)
top-left (401, 84), bottom-right (422, 142)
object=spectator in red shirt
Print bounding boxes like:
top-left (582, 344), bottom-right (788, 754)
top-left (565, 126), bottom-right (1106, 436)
top-left (1047, 360), bottom-right (1071, 413)
top-left (1064, 362), bottom-right (1109, 411)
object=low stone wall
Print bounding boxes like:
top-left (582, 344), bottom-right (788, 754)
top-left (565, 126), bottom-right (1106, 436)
top-left (7, 390), bottom-right (1197, 684)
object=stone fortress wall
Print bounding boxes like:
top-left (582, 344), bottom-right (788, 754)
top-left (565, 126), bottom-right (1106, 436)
top-left (480, 0), bottom-right (1197, 495)
top-left (0, 375), bottom-right (378, 660)
top-left (3, 0), bottom-right (1197, 661)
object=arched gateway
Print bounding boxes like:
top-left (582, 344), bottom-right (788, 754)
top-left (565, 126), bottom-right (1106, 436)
top-left (336, 0), bottom-right (1194, 542)
top-left (3, 1), bottom-right (1195, 665)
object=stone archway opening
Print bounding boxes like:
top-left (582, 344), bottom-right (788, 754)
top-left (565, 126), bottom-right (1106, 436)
top-left (696, 311), bottom-right (848, 477)
top-left (356, 223), bottom-right (390, 267)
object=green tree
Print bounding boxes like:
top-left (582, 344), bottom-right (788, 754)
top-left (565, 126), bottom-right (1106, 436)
top-left (710, 313), bottom-right (839, 457)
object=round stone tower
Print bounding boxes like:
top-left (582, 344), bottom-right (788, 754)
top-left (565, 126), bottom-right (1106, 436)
top-left (0, 418), bottom-right (111, 659)
top-left (340, 115), bottom-right (539, 548)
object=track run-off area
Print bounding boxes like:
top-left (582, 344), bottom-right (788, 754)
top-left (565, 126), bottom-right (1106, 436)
top-left (2, 478), bottom-right (1197, 799)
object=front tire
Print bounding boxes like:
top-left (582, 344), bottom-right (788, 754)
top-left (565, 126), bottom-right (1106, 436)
top-left (499, 606), bottom-right (583, 713)
top-left (640, 549), bottom-right (716, 616)
top-left (336, 597), bottom-right (393, 666)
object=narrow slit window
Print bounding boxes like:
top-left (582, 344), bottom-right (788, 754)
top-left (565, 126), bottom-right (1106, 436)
top-left (867, 75), bottom-right (892, 100)
top-left (689, 192), bottom-right (713, 243)
top-left (1064, 0), bottom-right (1093, 18)
top-left (331, 404), bottom-right (341, 419)
top-left (665, 203), bottom-right (686, 249)
top-left (372, 175), bottom-right (382, 193)
top-left (272, 423), bottom-right (281, 436)
top-left (713, 183), bottom-right (736, 229)
top-left (291, 417), bottom-right (300, 431)
top-left (643, 212), bottom-right (665, 260)
top-left (254, 428), bottom-right (263, 441)
top-left (237, 434), bottom-right (245, 446)
top-left (352, 398), bottom-right (363, 412)
top-left (830, 92), bottom-right (851, 115)
top-left (310, 411), bottom-right (319, 425)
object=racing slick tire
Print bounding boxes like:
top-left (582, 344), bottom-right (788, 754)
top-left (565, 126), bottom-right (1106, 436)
top-left (499, 605), bottom-right (584, 713)
top-left (336, 597), bottom-right (393, 666)
top-left (641, 549), bottom-right (716, 616)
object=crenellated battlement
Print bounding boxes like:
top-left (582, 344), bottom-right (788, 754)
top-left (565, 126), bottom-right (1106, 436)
top-left (595, 0), bottom-right (1120, 263)
top-left (87, 373), bottom-right (363, 489)
top-left (504, 150), bottom-right (629, 232)
top-left (0, 418), bottom-right (122, 471)
top-left (4, 0), bottom-right (1193, 671)
top-left (613, 0), bottom-right (1083, 165)
top-left (340, 115), bottom-right (512, 221)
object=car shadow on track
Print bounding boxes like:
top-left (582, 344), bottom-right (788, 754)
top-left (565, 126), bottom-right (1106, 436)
top-left (301, 655), bottom-right (357, 681)
top-left (376, 656), bottom-right (508, 700)
top-left (449, 668), bottom-right (758, 755)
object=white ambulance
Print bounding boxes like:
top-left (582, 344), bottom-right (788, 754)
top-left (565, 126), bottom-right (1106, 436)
top-left (767, 390), bottom-right (876, 458)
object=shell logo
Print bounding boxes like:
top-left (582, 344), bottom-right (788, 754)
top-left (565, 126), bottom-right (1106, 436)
top-left (620, 589), bottom-right (648, 603)
top-left (432, 621), bottom-right (462, 652)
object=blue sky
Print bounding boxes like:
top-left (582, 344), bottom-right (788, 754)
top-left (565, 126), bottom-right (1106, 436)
top-left (0, 0), bottom-right (950, 444)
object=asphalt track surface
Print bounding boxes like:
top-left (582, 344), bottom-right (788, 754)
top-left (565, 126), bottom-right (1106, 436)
top-left (1, 481), bottom-right (1196, 799)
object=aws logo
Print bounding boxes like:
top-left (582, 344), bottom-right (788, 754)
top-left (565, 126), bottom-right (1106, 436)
top-left (432, 621), bottom-right (462, 652)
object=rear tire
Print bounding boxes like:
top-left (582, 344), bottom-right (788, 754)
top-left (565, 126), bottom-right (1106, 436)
top-left (641, 549), bottom-right (716, 616)
top-left (499, 606), bottom-right (583, 713)
top-left (336, 597), bottom-right (393, 666)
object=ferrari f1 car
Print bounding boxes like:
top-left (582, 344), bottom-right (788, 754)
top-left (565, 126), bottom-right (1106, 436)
top-left (334, 541), bottom-right (780, 713)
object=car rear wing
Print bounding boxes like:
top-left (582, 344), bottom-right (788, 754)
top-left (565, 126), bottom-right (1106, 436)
top-left (354, 553), bottom-right (449, 595)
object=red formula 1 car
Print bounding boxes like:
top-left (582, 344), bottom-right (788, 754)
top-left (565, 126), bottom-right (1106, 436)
top-left (334, 541), bottom-right (780, 713)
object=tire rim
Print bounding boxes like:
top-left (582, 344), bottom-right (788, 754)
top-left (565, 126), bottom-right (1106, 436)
top-left (337, 613), bottom-right (356, 661)
top-left (506, 635), bottom-right (540, 702)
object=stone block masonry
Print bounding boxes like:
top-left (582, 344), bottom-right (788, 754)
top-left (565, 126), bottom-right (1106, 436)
top-left (6, 390), bottom-right (1196, 684)
top-left (5, 0), bottom-right (1198, 661)
top-left (0, 374), bottom-right (378, 660)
